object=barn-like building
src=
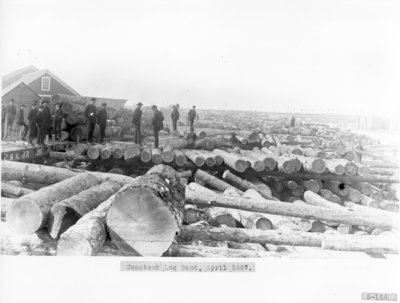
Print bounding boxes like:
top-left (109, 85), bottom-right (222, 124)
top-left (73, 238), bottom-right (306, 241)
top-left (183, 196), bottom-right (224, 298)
top-left (2, 66), bottom-right (127, 118)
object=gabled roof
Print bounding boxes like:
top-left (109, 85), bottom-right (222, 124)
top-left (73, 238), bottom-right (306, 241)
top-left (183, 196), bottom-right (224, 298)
top-left (2, 66), bottom-right (81, 97)
top-left (2, 82), bottom-right (41, 100)
top-left (2, 65), bottom-right (39, 88)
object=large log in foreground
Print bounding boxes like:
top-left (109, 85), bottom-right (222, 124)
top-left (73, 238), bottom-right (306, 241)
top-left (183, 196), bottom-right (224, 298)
top-left (57, 191), bottom-right (122, 256)
top-left (106, 165), bottom-right (186, 256)
top-left (180, 225), bottom-right (398, 254)
top-left (7, 173), bottom-right (100, 235)
top-left (185, 183), bottom-right (398, 230)
top-left (49, 181), bottom-right (121, 238)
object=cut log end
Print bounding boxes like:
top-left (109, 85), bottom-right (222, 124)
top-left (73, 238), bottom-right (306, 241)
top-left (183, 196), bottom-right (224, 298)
top-left (107, 187), bottom-right (180, 256)
top-left (7, 199), bottom-right (43, 235)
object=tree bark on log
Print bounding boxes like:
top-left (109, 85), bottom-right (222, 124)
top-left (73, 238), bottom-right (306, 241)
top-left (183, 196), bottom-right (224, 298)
top-left (185, 182), bottom-right (398, 229)
top-left (163, 244), bottom-right (275, 258)
top-left (256, 169), bottom-right (399, 184)
top-left (49, 181), bottom-right (121, 238)
top-left (56, 190), bottom-right (122, 256)
top-left (164, 138), bottom-right (189, 150)
top-left (180, 225), bottom-right (398, 254)
top-left (1, 160), bottom-right (135, 186)
top-left (194, 169), bottom-right (243, 193)
top-left (321, 233), bottom-right (397, 254)
top-left (183, 149), bottom-right (205, 167)
top-left (303, 190), bottom-right (346, 210)
top-left (106, 165), bottom-right (186, 256)
top-left (222, 170), bottom-right (272, 199)
top-left (7, 173), bottom-right (101, 235)
top-left (124, 143), bottom-right (142, 160)
top-left (214, 149), bottom-right (248, 173)
top-left (1, 182), bottom-right (35, 198)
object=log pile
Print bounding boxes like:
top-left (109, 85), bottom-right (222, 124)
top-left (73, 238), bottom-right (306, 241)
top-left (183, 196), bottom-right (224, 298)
top-left (1, 116), bottom-right (399, 257)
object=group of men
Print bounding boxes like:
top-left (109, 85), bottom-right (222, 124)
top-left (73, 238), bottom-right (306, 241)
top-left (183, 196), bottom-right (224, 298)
top-left (2, 98), bottom-right (53, 144)
top-left (131, 103), bottom-right (197, 148)
top-left (2, 97), bottom-right (109, 145)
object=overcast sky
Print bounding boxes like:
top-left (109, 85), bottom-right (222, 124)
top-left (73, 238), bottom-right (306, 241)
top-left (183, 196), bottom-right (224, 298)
top-left (1, 0), bottom-right (399, 115)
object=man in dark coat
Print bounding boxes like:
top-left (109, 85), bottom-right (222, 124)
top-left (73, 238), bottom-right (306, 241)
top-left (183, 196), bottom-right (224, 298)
top-left (290, 116), bottom-right (296, 127)
top-left (4, 99), bottom-right (17, 140)
top-left (52, 103), bottom-right (64, 140)
top-left (171, 104), bottom-right (180, 131)
top-left (28, 101), bottom-right (38, 145)
top-left (36, 106), bottom-right (44, 144)
top-left (152, 105), bottom-right (164, 148)
top-left (188, 105), bottom-right (196, 132)
top-left (17, 104), bottom-right (29, 140)
top-left (84, 97), bottom-right (97, 142)
top-left (97, 103), bottom-right (108, 143)
top-left (37, 100), bottom-right (52, 144)
top-left (132, 102), bottom-right (143, 144)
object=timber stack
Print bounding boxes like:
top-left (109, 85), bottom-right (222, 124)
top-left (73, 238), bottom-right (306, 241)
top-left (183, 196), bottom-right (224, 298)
top-left (1, 118), bottom-right (399, 257)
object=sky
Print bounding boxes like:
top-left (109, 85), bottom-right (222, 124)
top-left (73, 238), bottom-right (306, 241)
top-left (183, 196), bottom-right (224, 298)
top-left (1, 0), bottom-right (399, 115)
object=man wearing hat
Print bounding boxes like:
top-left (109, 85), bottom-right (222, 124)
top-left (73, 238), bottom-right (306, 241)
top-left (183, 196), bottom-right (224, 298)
top-left (4, 99), bottom-right (17, 140)
top-left (132, 102), bottom-right (143, 144)
top-left (151, 105), bottom-right (164, 148)
top-left (27, 101), bottom-right (39, 145)
top-left (171, 104), bottom-right (180, 132)
top-left (52, 103), bottom-right (64, 141)
top-left (188, 105), bottom-right (197, 132)
top-left (97, 102), bottom-right (108, 143)
top-left (37, 100), bottom-right (52, 144)
top-left (17, 104), bottom-right (29, 141)
top-left (84, 97), bottom-right (98, 142)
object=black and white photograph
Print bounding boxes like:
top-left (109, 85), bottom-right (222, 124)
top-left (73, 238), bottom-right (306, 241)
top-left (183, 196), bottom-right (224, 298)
top-left (0, 0), bottom-right (399, 302)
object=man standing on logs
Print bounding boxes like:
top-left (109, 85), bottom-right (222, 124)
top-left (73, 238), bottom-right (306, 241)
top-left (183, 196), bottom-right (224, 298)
top-left (37, 100), bottom-right (52, 145)
top-left (52, 103), bottom-right (63, 141)
top-left (171, 104), bottom-right (180, 131)
top-left (4, 99), bottom-right (17, 140)
top-left (27, 101), bottom-right (38, 145)
top-left (84, 97), bottom-right (98, 143)
top-left (290, 115), bottom-right (296, 127)
top-left (188, 105), bottom-right (197, 132)
top-left (97, 102), bottom-right (108, 143)
top-left (152, 105), bottom-right (164, 148)
top-left (17, 104), bottom-right (29, 141)
top-left (132, 102), bottom-right (143, 144)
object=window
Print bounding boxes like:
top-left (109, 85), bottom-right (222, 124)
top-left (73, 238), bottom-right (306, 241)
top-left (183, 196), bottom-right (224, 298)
top-left (41, 76), bottom-right (51, 91)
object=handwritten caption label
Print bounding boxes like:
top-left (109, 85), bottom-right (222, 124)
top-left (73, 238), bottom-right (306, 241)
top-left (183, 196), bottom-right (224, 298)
top-left (120, 261), bottom-right (254, 272)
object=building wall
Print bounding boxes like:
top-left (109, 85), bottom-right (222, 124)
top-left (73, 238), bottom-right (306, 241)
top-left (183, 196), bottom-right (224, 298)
top-left (28, 73), bottom-right (78, 97)
top-left (2, 84), bottom-right (40, 122)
